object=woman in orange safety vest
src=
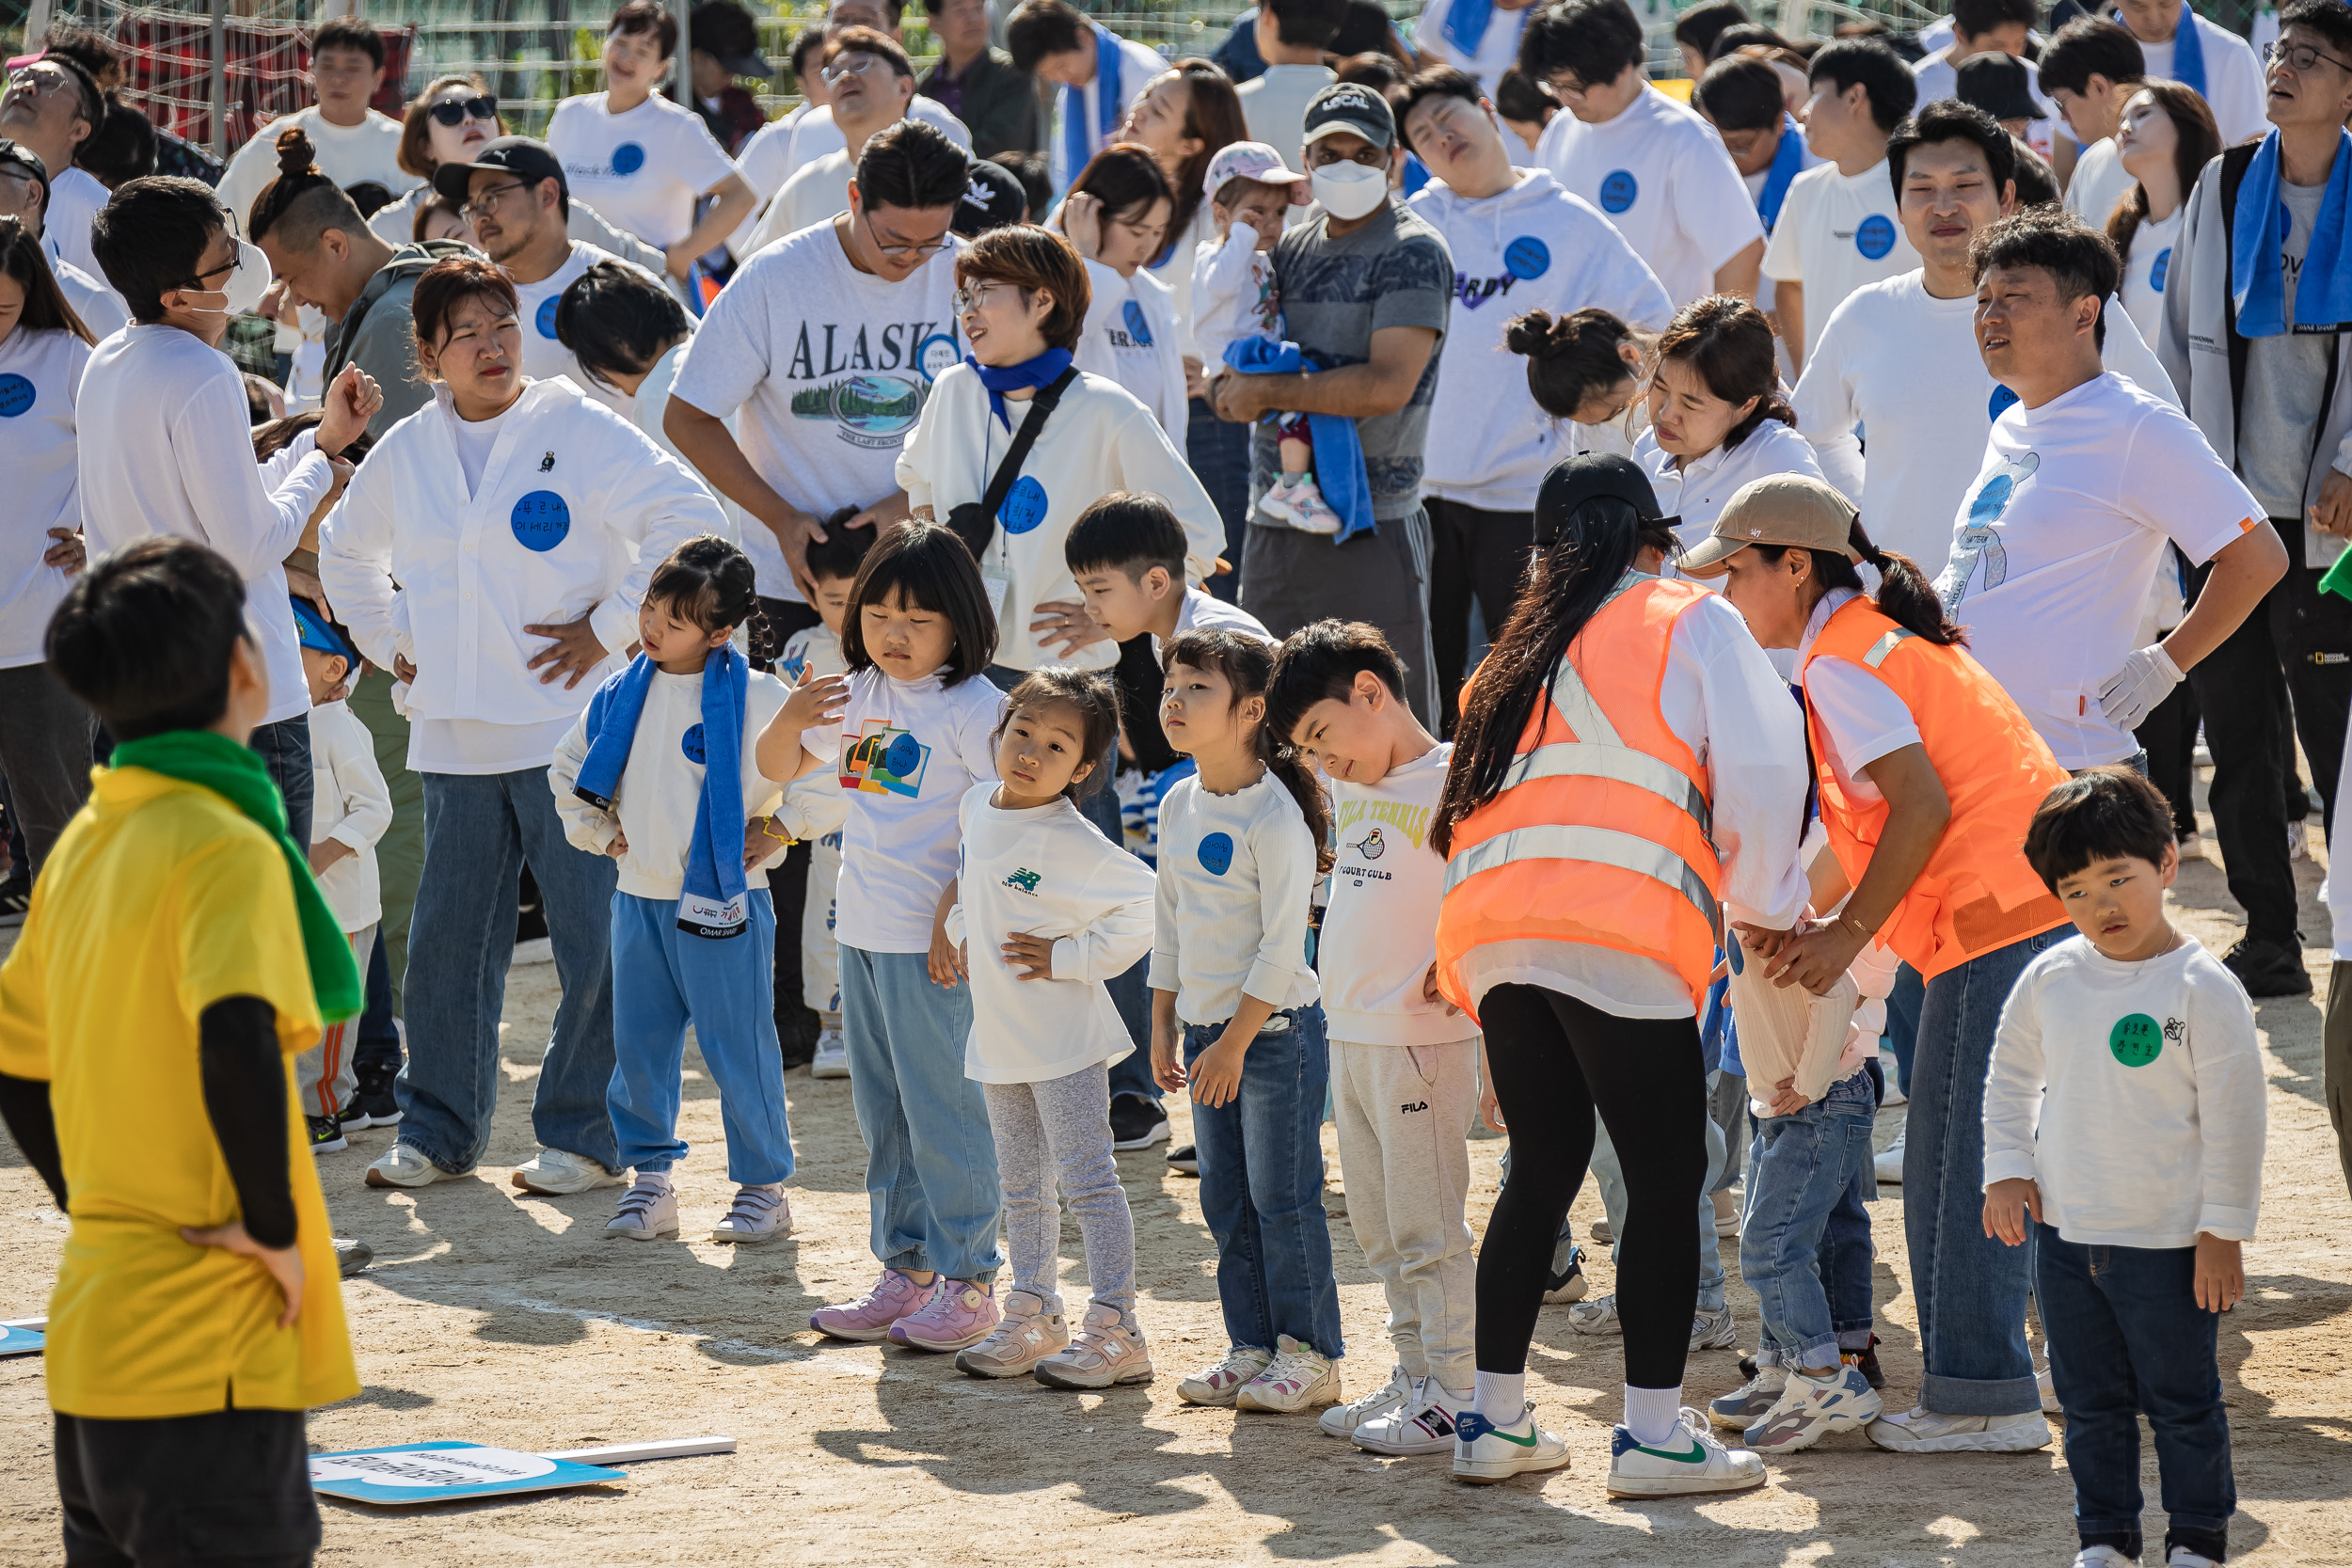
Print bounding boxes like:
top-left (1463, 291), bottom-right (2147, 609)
top-left (1430, 453), bottom-right (1812, 1497)
top-left (1685, 472), bottom-right (2072, 1457)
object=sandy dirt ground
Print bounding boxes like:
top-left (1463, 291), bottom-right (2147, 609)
top-left (3, 839), bottom-right (2350, 1566)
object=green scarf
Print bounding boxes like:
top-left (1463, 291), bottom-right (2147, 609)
top-left (113, 730), bottom-right (363, 1024)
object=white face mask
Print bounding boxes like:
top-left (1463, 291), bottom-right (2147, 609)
top-left (1309, 159), bottom-right (1389, 221)
top-left (179, 238), bottom-right (274, 318)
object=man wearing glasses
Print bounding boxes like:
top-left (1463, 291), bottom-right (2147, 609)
top-left (747, 27), bottom-right (926, 255)
top-left (2108, 0), bottom-right (2271, 144)
top-left (0, 54), bottom-right (109, 293)
top-left (214, 18), bottom-right (416, 242)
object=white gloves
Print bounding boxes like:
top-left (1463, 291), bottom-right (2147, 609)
top-left (2097, 643), bottom-right (2185, 733)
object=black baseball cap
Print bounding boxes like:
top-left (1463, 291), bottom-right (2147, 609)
top-left (1301, 81), bottom-right (1396, 152)
top-left (1533, 453), bottom-right (1676, 546)
top-left (0, 138), bottom-right (50, 209)
top-left (433, 135), bottom-right (568, 203)
top-left (951, 157), bottom-right (1025, 237)
top-left (1956, 53), bottom-right (2043, 122)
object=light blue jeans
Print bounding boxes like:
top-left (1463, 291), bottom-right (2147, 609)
top-left (396, 768), bottom-right (618, 1174)
top-left (838, 943), bottom-right (1002, 1283)
top-left (609, 891), bottom-right (793, 1183)
top-left (1740, 1067), bottom-right (1879, 1368)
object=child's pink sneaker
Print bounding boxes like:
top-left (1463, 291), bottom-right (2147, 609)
top-left (810, 1267), bottom-right (927, 1342)
top-left (889, 1277), bottom-right (1001, 1352)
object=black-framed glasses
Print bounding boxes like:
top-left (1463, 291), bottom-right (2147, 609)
top-left (2266, 39), bottom-right (2352, 71)
top-left (427, 94), bottom-right (499, 127)
top-left (181, 246), bottom-right (242, 292)
top-left (952, 280), bottom-right (1013, 315)
top-left (461, 181), bottom-right (532, 219)
top-left (864, 211), bottom-right (950, 261)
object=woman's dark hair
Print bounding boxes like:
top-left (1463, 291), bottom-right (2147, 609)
top-left (956, 224), bottom-right (1090, 352)
top-left (412, 189), bottom-right (468, 242)
top-left (410, 255), bottom-right (521, 357)
top-left (1505, 307), bottom-right (1640, 420)
top-left (0, 216), bottom-right (95, 343)
top-left (995, 666), bottom-right (1121, 801)
top-left (1164, 628), bottom-right (1334, 872)
top-left (609, 0), bottom-right (680, 59)
top-left (244, 372), bottom-right (281, 424)
top-left (2106, 82), bottom-right (2218, 263)
top-left (1070, 143), bottom-right (1174, 236)
top-left (46, 536), bottom-right (252, 741)
top-left (247, 127), bottom-right (368, 250)
top-left (841, 521), bottom-right (997, 685)
top-left (1433, 479), bottom-right (1678, 856)
top-left (2023, 765), bottom-right (2176, 891)
top-left (1674, 0), bottom-right (1750, 60)
top-left (253, 409), bottom-right (318, 458)
top-left (554, 260), bottom-right (691, 391)
top-left (1650, 295), bottom-right (1791, 450)
top-left (647, 535), bottom-right (767, 654)
top-left (1753, 518), bottom-right (1964, 647)
top-left (80, 101), bottom-right (157, 188)
top-left (1495, 68), bottom-right (1557, 127)
top-left (399, 75), bottom-right (503, 177)
top-left (88, 175), bottom-right (225, 324)
top-left (1518, 0), bottom-right (1647, 87)
top-left (1159, 59), bottom-right (1247, 255)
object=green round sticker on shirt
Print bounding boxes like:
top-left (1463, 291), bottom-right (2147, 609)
top-left (2109, 1013), bottom-right (2164, 1068)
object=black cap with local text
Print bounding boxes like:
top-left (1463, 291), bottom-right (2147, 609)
top-left (1301, 81), bottom-right (1396, 152)
top-left (433, 136), bottom-right (568, 203)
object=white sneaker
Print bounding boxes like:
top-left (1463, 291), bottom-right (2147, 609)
top-left (604, 1175), bottom-right (678, 1241)
top-left (1690, 1304), bottom-right (1739, 1351)
top-left (1319, 1361), bottom-right (1412, 1437)
top-left (1878, 1050), bottom-right (1907, 1104)
top-left (1234, 1333), bottom-right (1340, 1413)
top-left (1607, 1407), bottom-right (1768, 1497)
top-left (1286, 478), bottom-right (1343, 535)
top-left (1743, 1364), bottom-right (1883, 1452)
top-left (2289, 818), bottom-right (2311, 862)
top-left (2038, 1363), bottom-right (2059, 1414)
top-left (1566, 1291), bottom-right (1622, 1337)
top-left (1875, 1127), bottom-right (1906, 1184)
top-left (1866, 1405), bottom-right (2052, 1454)
top-left (1710, 1189), bottom-right (1740, 1237)
top-left (1708, 1361), bottom-right (1788, 1431)
top-left (2179, 830), bottom-right (2205, 862)
top-left (1453, 1403), bottom-right (1572, 1482)
top-left (1178, 1344), bottom-right (1274, 1406)
top-left (510, 1148), bottom-right (628, 1195)
top-left (711, 1182), bottom-right (791, 1243)
top-left (1355, 1380), bottom-right (1468, 1456)
top-left (1255, 477), bottom-right (1300, 526)
top-left (363, 1141), bottom-right (465, 1189)
top-left (2073, 1548), bottom-right (2139, 1567)
top-left (811, 1028), bottom-right (850, 1079)
top-left (2166, 1548), bottom-right (2217, 1568)
top-left (1588, 1216), bottom-right (1614, 1245)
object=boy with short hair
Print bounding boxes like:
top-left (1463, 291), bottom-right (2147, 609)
top-left (1068, 490), bottom-right (1273, 656)
top-left (0, 536), bottom-right (360, 1564)
top-left (1987, 767), bottom-right (2264, 1568)
top-left (1265, 619), bottom-right (1484, 1464)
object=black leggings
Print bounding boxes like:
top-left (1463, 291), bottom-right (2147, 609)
top-left (1476, 983), bottom-right (1711, 1389)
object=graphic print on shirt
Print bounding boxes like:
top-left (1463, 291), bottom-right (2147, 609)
top-left (2109, 1011), bottom-right (2166, 1067)
top-left (840, 718), bottom-right (931, 797)
top-left (0, 373), bottom-right (33, 417)
top-left (1938, 451), bottom-right (2038, 610)
top-left (1333, 796), bottom-right (1430, 888)
top-left (566, 141), bottom-right (646, 181)
top-left (1457, 236), bottom-right (1555, 311)
top-left (1598, 170), bottom-right (1638, 214)
top-left (681, 722), bottom-right (707, 763)
top-left (782, 319), bottom-right (962, 450)
top-left (1004, 865), bottom-right (1042, 894)
top-left (2152, 247), bottom-right (2172, 293)
top-left (536, 296), bottom-right (562, 338)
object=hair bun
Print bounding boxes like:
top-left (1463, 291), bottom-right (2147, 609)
top-left (273, 125), bottom-right (321, 180)
top-left (1503, 309), bottom-right (1565, 359)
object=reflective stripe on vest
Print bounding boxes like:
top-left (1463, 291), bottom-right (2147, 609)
top-left (1443, 823), bottom-right (1726, 949)
top-left (1863, 628), bottom-right (1915, 669)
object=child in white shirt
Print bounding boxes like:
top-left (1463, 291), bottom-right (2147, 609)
top-left (1266, 621), bottom-right (1483, 1454)
top-left (946, 669), bottom-right (1158, 1389)
top-left (1149, 629), bottom-right (1341, 1415)
top-left (1986, 768), bottom-right (2264, 1568)
top-left (294, 602), bottom-right (391, 1155)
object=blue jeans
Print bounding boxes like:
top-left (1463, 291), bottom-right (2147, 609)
top-left (609, 891), bottom-right (793, 1184)
top-left (397, 769), bottom-right (619, 1174)
top-left (2036, 1224), bottom-right (2233, 1562)
top-left (1186, 394), bottom-right (1252, 602)
top-left (247, 713), bottom-right (312, 851)
top-left (1908, 927), bottom-right (2068, 1414)
top-left (837, 943), bottom-right (1002, 1283)
top-left (1884, 962), bottom-right (1925, 1095)
top-left (1740, 1068), bottom-right (1878, 1368)
top-left (1185, 1005), bottom-right (1344, 1359)
top-left (1821, 1144), bottom-right (1878, 1344)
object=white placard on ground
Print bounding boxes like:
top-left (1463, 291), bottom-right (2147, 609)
top-left (0, 1318), bottom-right (44, 1359)
top-left (308, 1443), bottom-right (623, 1506)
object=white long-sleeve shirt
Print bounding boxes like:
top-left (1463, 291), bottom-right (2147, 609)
top-left (1148, 770), bottom-right (1322, 1027)
top-left (0, 325), bottom-right (89, 669)
top-left (1984, 934), bottom-right (2265, 1248)
top-left (76, 325), bottom-right (336, 724)
top-left (946, 784), bottom-right (1157, 1083)
top-left (317, 376), bottom-right (723, 774)
top-left (1073, 258), bottom-right (1188, 462)
top-left (1189, 223), bottom-right (1278, 369)
top-left (308, 699), bottom-right (393, 932)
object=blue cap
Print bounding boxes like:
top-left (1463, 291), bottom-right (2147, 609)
top-left (291, 596), bottom-right (358, 666)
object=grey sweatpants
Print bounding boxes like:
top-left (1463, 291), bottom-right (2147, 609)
top-left (982, 1064), bottom-right (1138, 1326)
top-left (1238, 510), bottom-right (1438, 729)
top-left (0, 661), bottom-right (93, 877)
top-left (1331, 1038), bottom-right (1479, 1391)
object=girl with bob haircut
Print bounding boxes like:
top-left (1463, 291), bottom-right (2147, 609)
top-left (1631, 294), bottom-right (1826, 552)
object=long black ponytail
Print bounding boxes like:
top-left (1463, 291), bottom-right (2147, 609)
top-left (1755, 518), bottom-right (1966, 648)
top-left (1163, 629), bottom-right (1334, 874)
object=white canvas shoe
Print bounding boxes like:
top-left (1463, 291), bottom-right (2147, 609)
top-left (511, 1148), bottom-right (628, 1195)
top-left (1319, 1362), bottom-right (1412, 1438)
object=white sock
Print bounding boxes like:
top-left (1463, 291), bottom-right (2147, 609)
top-left (1624, 1384), bottom-right (1683, 1446)
top-left (1438, 1383), bottom-right (1475, 1409)
top-left (1473, 1370), bottom-right (1526, 1424)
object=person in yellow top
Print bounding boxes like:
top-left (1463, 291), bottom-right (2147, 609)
top-left (0, 537), bottom-right (361, 1563)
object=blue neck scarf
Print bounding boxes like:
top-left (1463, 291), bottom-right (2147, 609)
top-left (1060, 23), bottom-right (1123, 198)
top-left (2115, 4), bottom-right (2204, 94)
top-left (965, 346), bottom-right (1074, 430)
top-left (1757, 117), bottom-right (1805, 235)
top-left (574, 642), bottom-right (751, 940)
top-left (1441, 0), bottom-right (1498, 57)
top-left (2230, 128), bottom-right (2352, 337)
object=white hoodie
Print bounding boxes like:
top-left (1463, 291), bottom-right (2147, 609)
top-left (1074, 258), bottom-right (1188, 463)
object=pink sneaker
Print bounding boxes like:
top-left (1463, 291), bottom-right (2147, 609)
top-left (889, 1277), bottom-right (1001, 1352)
top-left (810, 1267), bottom-right (927, 1343)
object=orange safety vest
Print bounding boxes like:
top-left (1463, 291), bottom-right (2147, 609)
top-left (1435, 576), bottom-right (1724, 1021)
top-left (1802, 596), bottom-right (2070, 979)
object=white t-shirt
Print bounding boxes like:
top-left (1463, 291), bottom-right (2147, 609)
top-left (1759, 158), bottom-right (1919, 362)
top-left (307, 698), bottom-right (392, 931)
top-left (631, 340), bottom-right (745, 553)
top-left (1073, 258), bottom-right (1185, 457)
top-left (1984, 935), bottom-right (2265, 1248)
top-left (2062, 135), bottom-right (2136, 230)
top-left (1323, 743), bottom-right (1477, 1047)
top-left (215, 106), bottom-right (414, 239)
top-left (1045, 30), bottom-right (1168, 194)
top-left (1636, 419), bottom-right (1827, 552)
top-left (0, 325), bottom-right (91, 668)
top-left (2119, 208), bottom-right (2185, 349)
top-left (546, 90), bottom-right (739, 250)
top-left (52, 260), bottom-right (127, 341)
top-left (1237, 64), bottom-right (1336, 169)
top-left (751, 148), bottom-right (855, 256)
top-left (669, 220), bottom-right (962, 601)
top-left (449, 401), bottom-right (513, 498)
top-left (1147, 769), bottom-right (1322, 1026)
top-left (727, 104), bottom-right (808, 257)
top-left (40, 166), bottom-right (112, 304)
top-left (1791, 588), bottom-right (1923, 811)
top-left (2136, 12), bottom-right (2271, 146)
top-left (947, 784), bottom-right (1158, 1083)
top-left (1155, 585), bottom-right (1274, 659)
top-left (1412, 0), bottom-right (1534, 98)
top-left (1535, 86), bottom-right (1764, 307)
top-left (771, 621), bottom-right (850, 843)
top-left (1934, 372), bottom-right (2260, 767)
top-left (511, 241), bottom-right (641, 414)
top-left (783, 97), bottom-right (972, 181)
top-left (796, 664), bottom-right (1006, 953)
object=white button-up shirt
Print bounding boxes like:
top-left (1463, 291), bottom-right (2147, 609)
top-left (1637, 418), bottom-right (1827, 557)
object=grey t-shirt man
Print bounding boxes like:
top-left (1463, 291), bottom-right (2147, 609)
top-left (2239, 179), bottom-right (2333, 519)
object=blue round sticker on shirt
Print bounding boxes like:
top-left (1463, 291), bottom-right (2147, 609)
top-left (680, 722), bottom-right (707, 763)
top-left (535, 294), bottom-right (561, 339)
top-left (914, 332), bottom-right (960, 382)
top-left (2151, 246), bottom-right (2172, 293)
top-left (1855, 214), bottom-right (1897, 261)
top-left (999, 474), bottom-right (1049, 534)
top-left (883, 731), bottom-right (923, 777)
top-left (1987, 384), bottom-right (2020, 421)
top-left (511, 490), bottom-right (571, 551)
top-left (1503, 236), bottom-right (1551, 280)
top-left (1120, 299), bottom-right (1153, 346)
top-left (0, 373), bottom-right (32, 418)
top-left (610, 141), bottom-right (645, 176)
top-left (1598, 170), bottom-right (1638, 214)
top-left (1198, 832), bottom-right (1234, 876)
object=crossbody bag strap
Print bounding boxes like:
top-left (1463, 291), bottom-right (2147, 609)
top-left (950, 366), bottom-right (1080, 561)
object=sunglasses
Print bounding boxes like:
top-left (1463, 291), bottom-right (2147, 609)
top-left (820, 54), bottom-right (884, 86)
top-left (427, 95), bottom-right (499, 127)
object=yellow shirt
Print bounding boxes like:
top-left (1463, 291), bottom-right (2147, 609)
top-left (0, 766), bottom-right (358, 1418)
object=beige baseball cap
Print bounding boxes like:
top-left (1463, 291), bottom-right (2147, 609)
top-left (1677, 473), bottom-right (1862, 578)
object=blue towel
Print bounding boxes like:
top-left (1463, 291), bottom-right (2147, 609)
top-left (965, 346), bottom-right (1074, 431)
top-left (1757, 117), bottom-right (1805, 235)
top-left (575, 643), bottom-right (752, 940)
top-left (1402, 152), bottom-right (1434, 198)
top-left (2230, 128), bottom-right (2352, 337)
top-left (1060, 23), bottom-right (1124, 197)
top-left (2110, 4), bottom-right (2204, 94)
top-left (1440, 0), bottom-right (1498, 57)
top-left (1221, 337), bottom-right (1377, 543)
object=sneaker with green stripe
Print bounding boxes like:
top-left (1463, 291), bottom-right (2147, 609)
top-left (1452, 1404), bottom-right (1571, 1483)
top-left (1607, 1408), bottom-right (1768, 1497)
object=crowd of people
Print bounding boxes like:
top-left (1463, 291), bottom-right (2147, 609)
top-left (0, 0), bottom-right (2344, 1560)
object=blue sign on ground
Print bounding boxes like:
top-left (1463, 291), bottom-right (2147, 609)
top-left (0, 1323), bottom-right (42, 1358)
top-left (309, 1443), bottom-right (624, 1506)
